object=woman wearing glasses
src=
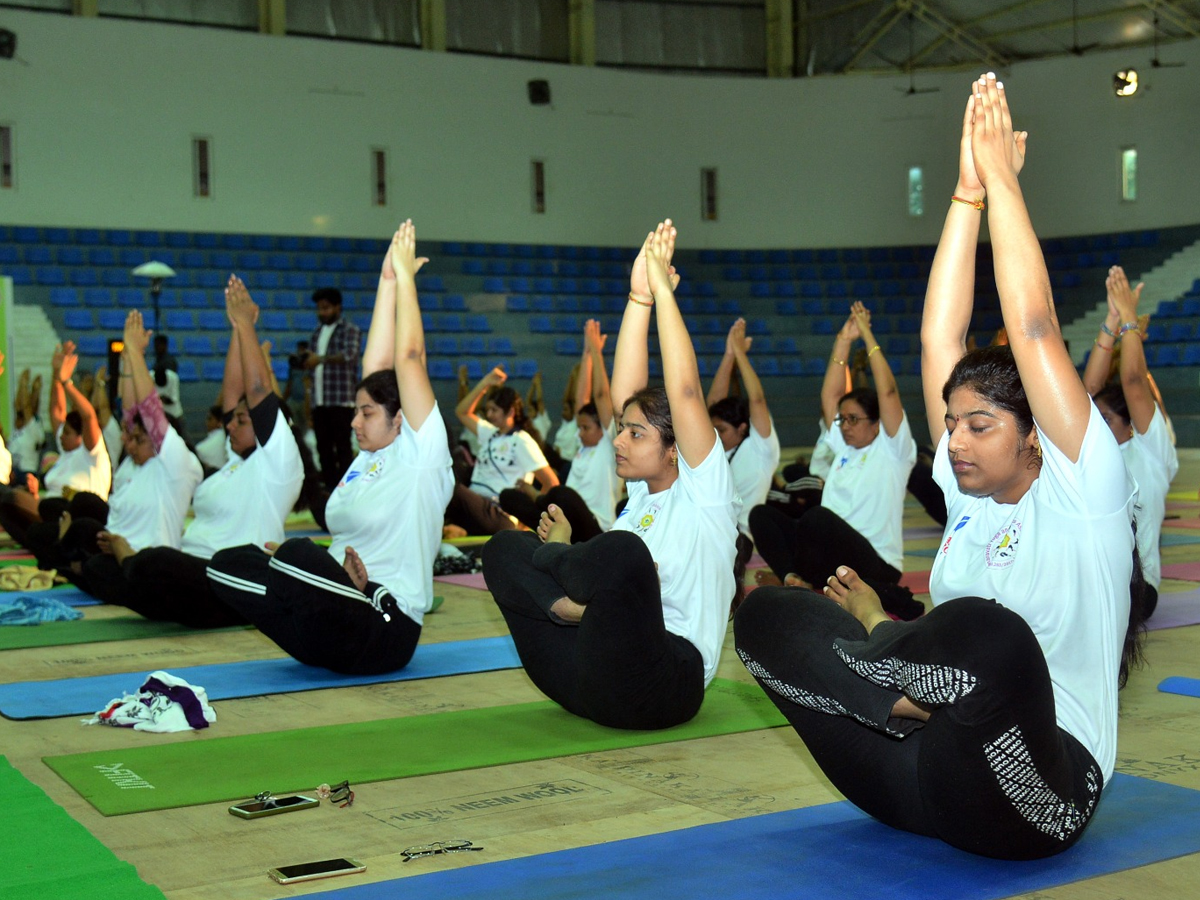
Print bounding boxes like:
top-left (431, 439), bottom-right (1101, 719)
top-left (736, 77), bottom-right (1141, 860)
top-left (482, 221), bottom-right (741, 729)
top-left (749, 300), bottom-right (922, 619)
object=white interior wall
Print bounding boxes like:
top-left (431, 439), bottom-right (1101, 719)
top-left (2, 8), bottom-right (1198, 247)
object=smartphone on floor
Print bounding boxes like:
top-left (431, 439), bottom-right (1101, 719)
top-left (268, 858), bottom-right (366, 884)
top-left (229, 795), bottom-right (319, 819)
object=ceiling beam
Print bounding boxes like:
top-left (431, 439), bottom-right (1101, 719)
top-left (840, 0), bottom-right (908, 72)
top-left (908, 0), bottom-right (1010, 70)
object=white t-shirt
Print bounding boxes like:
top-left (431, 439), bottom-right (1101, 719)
top-left (821, 413), bottom-right (917, 571)
top-left (532, 410), bottom-right (553, 446)
top-left (9, 418), bottom-right (44, 474)
top-left (469, 421), bottom-right (549, 498)
top-left (809, 418), bottom-right (835, 481)
top-left (325, 405), bottom-right (454, 626)
top-left (156, 369), bottom-right (183, 419)
top-left (106, 426), bottom-right (204, 552)
top-left (0, 433), bottom-right (11, 485)
top-left (930, 405), bottom-right (1134, 783)
top-left (194, 427), bottom-right (229, 471)
top-left (565, 423), bottom-right (622, 531)
top-left (101, 417), bottom-right (123, 472)
top-left (181, 401), bottom-right (303, 560)
top-left (1120, 405), bottom-right (1178, 590)
top-left (611, 438), bottom-right (740, 686)
top-left (728, 416), bottom-right (781, 536)
top-left (44, 425), bottom-right (112, 500)
top-left (553, 418), bottom-right (582, 462)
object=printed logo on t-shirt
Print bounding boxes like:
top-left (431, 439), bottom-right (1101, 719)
top-left (632, 501), bottom-right (664, 535)
top-left (835, 449), bottom-right (868, 471)
top-left (361, 458), bottom-right (384, 481)
top-left (941, 514), bottom-right (972, 555)
top-left (985, 520), bottom-right (1022, 568)
top-left (339, 471), bottom-right (361, 489)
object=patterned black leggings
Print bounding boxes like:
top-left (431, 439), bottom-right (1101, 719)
top-left (734, 588), bottom-right (1103, 860)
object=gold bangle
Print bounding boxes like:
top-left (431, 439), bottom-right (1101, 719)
top-left (867, 344), bottom-right (882, 357)
top-left (627, 292), bottom-right (654, 308)
top-left (830, 356), bottom-right (846, 367)
top-left (951, 195), bottom-right (985, 211)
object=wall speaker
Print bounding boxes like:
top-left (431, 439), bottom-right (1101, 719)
top-left (528, 79), bottom-right (551, 106)
top-left (0, 30), bottom-right (15, 60)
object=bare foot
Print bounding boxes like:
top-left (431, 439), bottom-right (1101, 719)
top-left (823, 565), bottom-right (890, 635)
top-left (343, 546), bottom-right (368, 592)
top-left (442, 524), bottom-right (467, 540)
top-left (783, 572), bottom-right (812, 589)
top-left (754, 570), bottom-right (782, 587)
top-left (891, 695), bottom-right (932, 722)
top-left (97, 531), bottom-right (136, 565)
top-left (537, 504), bottom-right (573, 544)
top-left (549, 596), bottom-right (586, 624)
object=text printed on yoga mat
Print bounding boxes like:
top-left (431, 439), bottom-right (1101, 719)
top-left (93, 763), bottom-right (155, 790)
top-left (368, 779), bottom-right (608, 831)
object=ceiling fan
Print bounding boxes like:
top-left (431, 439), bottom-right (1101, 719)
top-left (896, 12), bottom-right (939, 95)
top-left (1151, 12), bottom-right (1185, 69)
top-left (1067, 0), bottom-right (1100, 56)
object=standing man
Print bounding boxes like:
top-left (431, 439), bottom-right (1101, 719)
top-left (305, 287), bottom-right (361, 491)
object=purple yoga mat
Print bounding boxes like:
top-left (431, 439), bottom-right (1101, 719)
top-left (433, 572), bottom-right (489, 590)
top-left (1147, 587), bottom-right (1200, 632)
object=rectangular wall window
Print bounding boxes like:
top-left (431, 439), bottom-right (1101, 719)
top-left (907, 167), bottom-right (924, 217)
top-left (0, 125), bottom-right (13, 189)
top-left (701, 168), bottom-right (718, 222)
top-left (531, 159), bottom-right (546, 214)
top-left (192, 136), bottom-right (212, 199)
top-left (1121, 147), bottom-right (1138, 202)
top-left (372, 148), bottom-right (388, 206)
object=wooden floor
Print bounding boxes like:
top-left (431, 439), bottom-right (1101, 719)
top-left (7, 451), bottom-right (1200, 899)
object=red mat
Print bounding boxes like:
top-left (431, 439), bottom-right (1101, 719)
top-left (1162, 562), bottom-right (1200, 583)
top-left (899, 570), bottom-right (931, 594)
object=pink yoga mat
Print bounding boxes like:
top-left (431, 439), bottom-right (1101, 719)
top-left (433, 572), bottom-right (489, 590)
top-left (1162, 562), bottom-right (1200, 582)
top-left (747, 553), bottom-right (767, 570)
top-left (1147, 587), bottom-right (1200, 631)
top-left (1163, 519), bottom-right (1200, 530)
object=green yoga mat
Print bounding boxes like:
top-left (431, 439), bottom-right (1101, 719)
top-left (0, 617), bottom-right (250, 651)
top-left (46, 678), bottom-right (786, 816)
top-left (0, 756), bottom-right (165, 900)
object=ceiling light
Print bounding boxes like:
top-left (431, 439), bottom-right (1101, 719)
top-left (1114, 69), bottom-right (1138, 97)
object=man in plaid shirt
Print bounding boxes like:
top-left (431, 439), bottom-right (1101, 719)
top-left (304, 287), bottom-right (362, 491)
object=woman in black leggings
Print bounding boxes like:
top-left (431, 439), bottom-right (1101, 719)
top-left (735, 77), bottom-right (1143, 860)
top-left (483, 221), bottom-right (741, 730)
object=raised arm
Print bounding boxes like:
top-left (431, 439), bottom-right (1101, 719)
top-left (583, 318), bottom-right (614, 429)
top-left (456, 367), bottom-right (507, 434)
top-left (973, 73), bottom-right (1089, 459)
top-left (56, 343), bottom-right (103, 451)
top-left (644, 221), bottom-right (715, 466)
top-left (1107, 266), bottom-right (1156, 435)
top-left (611, 237), bottom-right (655, 413)
top-left (120, 310), bottom-right (170, 452)
top-left (49, 344), bottom-right (67, 432)
top-left (852, 302), bottom-right (903, 436)
top-left (821, 313), bottom-right (860, 427)
top-left (526, 371), bottom-right (545, 418)
top-left (220, 286), bottom-right (245, 414)
top-left (91, 365), bottom-right (112, 428)
top-left (706, 320), bottom-right (741, 407)
top-left (390, 219), bottom-right (436, 429)
top-left (361, 234), bottom-right (401, 376)
top-left (919, 92), bottom-right (1000, 447)
top-left (224, 277), bottom-right (272, 411)
top-left (1081, 283), bottom-right (1121, 397)
top-left (726, 318), bottom-right (772, 439)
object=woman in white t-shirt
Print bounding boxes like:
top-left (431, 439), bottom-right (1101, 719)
top-left (498, 319), bottom-right (622, 541)
top-left (445, 367), bottom-right (559, 535)
top-left (483, 221), bottom-right (740, 730)
top-left (706, 317), bottom-right (781, 539)
top-left (72, 311), bottom-right (204, 600)
top-left (748, 301), bottom-right (921, 619)
top-left (207, 221), bottom-right (454, 674)
top-left (736, 77), bottom-right (1141, 861)
top-left (1082, 265), bottom-right (1178, 619)
top-left (0, 341), bottom-right (112, 560)
top-left (96, 276), bottom-right (303, 628)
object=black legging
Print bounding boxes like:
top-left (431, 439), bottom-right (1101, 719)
top-left (481, 529), bottom-right (704, 730)
top-left (206, 539), bottom-right (422, 675)
top-left (444, 484), bottom-right (518, 536)
top-left (734, 588), bottom-right (1102, 860)
top-left (94, 546), bottom-right (249, 628)
top-left (497, 485), bottom-right (604, 543)
top-left (750, 504), bottom-right (900, 588)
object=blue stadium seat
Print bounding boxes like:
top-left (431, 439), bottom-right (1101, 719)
top-left (82, 288), bottom-right (113, 308)
top-left (184, 336), bottom-right (215, 356)
top-left (49, 288), bottom-right (80, 307)
top-left (36, 266), bottom-right (67, 285)
top-left (177, 360), bottom-right (201, 383)
top-left (77, 335), bottom-right (109, 357)
top-left (97, 310), bottom-right (127, 330)
top-left (63, 310), bottom-right (95, 330)
top-left (487, 336), bottom-right (515, 355)
top-left (201, 360), bottom-right (226, 381)
top-left (165, 311), bottom-right (196, 330)
top-left (513, 359), bottom-right (539, 379)
top-left (428, 359), bottom-right (455, 380)
top-left (465, 314), bottom-right (491, 333)
top-left (461, 336), bottom-right (486, 355)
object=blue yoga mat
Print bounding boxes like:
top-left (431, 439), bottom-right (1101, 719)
top-left (1158, 676), bottom-right (1200, 698)
top-left (312, 774), bottom-right (1200, 900)
top-left (1161, 533), bottom-right (1200, 547)
top-left (9, 585), bottom-right (101, 607)
top-left (0, 635), bottom-right (521, 720)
